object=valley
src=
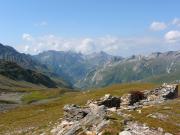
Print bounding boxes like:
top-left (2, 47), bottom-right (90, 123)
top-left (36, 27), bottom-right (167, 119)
top-left (0, 43), bottom-right (179, 134)
top-left (0, 83), bottom-right (179, 134)
top-left (1, 1), bottom-right (180, 134)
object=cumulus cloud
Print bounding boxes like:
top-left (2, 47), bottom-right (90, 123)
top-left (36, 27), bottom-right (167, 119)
top-left (22, 33), bottom-right (33, 41)
top-left (17, 34), bottom-right (176, 56)
top-left (172, 18), bottom-right (180, 26)
top-left (17, 18), bottom-right (180, 56)
top-left (165, 30), bottom-right (180, 43)
top-left (150, 21), bottom-right (167, 31)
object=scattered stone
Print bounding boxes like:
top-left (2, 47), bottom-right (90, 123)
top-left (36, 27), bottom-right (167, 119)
top-left (51, 84), bottom-right (178, 135)
top-left (51, 103), bottom-right (108, 135)
top-left (107, 107), bottom-right (117, 112)
top-left (144, 84), bottom-right (178, 104)
top-left (147, 112), bottom-right (168, 121)
top-left (158, 127), bottom-right (164, 132)
top-left (119, 131), bottom-right (132, 135)
top-left (162, 106), bottom-right (171, 110)
top-left (122, 121), bottom-right (172, 135)
top-left (164, 133), bottom-right (173, 135)
top-left (137, 109), bottom-right (142, 114)
top-left (63, 104), bottom-right (89, 121)
top-left (121, 94), bottom-right (131, 107)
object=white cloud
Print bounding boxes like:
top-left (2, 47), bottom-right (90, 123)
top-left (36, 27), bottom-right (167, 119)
top-left (22, 33), bottom-right (33, 41)
top-left (165, 30), bottom-right (180, 43)
top-left (150, 21), bottom-right (167, 31)
top-left (24, 45), bottom-right (30, 52)
top-left (172, 18), bottom-right (180, 26)
top-left (17, 34), bottom-right (174, 56)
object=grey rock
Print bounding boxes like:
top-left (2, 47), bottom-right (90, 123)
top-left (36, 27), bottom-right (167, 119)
top-left (97, 94), bottom-right (121, 108)
top-left (119, 131), bottom-right (132, 135)
top-left (164, 133), bottom-right (173, 135)
top-left (147, 113), bottom-right (168, 121)
top-left (63, 104), bottom-right (89, 121)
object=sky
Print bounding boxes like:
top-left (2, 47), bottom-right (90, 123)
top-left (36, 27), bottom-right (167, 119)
top-left (0, 0), bottom-right (180, 56)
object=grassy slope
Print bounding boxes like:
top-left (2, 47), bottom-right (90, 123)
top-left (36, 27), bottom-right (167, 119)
top-left (21, 89), bottom-right (69, 104)
top-left (0, 83), bottom-right (159, 134)
top-left (0, 83), bottom-right (179, 134)
top-left (0, 75), bottom-right (44, 92)
top-left (141, 70), bottom-right (180, 84)
top-left (128, 98), bottom-right (180, 134)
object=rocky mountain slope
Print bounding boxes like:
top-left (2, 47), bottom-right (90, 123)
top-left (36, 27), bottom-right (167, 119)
top-left (35, 50), bottom-right (121, 85)
top-left (0, 43), bottom-right (72, 88)
top-left (1, 43), bottom-right (180, 89)
top-left (79, 51), bottom-right (180, 88)
top-left (0, 43), bottom-right (47, 71)
top-left (0, 60), bottom-right (58, 88)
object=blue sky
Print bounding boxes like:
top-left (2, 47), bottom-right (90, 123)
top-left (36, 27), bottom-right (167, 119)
top-left (0, 0), bottom-right (180, 56)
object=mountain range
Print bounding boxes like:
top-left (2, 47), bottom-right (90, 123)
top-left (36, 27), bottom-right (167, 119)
top-left (0, 43), bottom-right (180, 89)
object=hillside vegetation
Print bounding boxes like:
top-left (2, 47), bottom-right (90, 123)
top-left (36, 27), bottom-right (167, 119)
top-left (0, 60), bottom-right (58, 88)
top-left (0, 83), bottom-right (169, 134)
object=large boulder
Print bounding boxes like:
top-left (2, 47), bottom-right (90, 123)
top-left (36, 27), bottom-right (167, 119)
top-left (63, 104), bottom-right (89, 121)
top-left (96, 94), bottom-right (121, 108)
top-left (144, 84), bottom-right (178, 102)
top-left (121, 91), bottom-right (144, 107)
top-left (52, 103), bottom-right (108, 135)
top-left (161, 84), bottom-right (178, 99)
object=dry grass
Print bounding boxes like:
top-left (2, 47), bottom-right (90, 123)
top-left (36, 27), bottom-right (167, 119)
top-left (0, 83), bottom-right (172, 134)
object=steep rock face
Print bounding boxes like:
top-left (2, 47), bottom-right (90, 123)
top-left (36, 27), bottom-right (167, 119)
top-left (79, 51), bottom-right (180, 88)
top-left (35, 50), bottom-right (122, 86)
top-left (0, 43), bottom-right (47, 71)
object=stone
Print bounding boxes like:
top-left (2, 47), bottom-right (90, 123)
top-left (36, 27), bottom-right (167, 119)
top-left (137, 109), bottom-right (142, 114)
top-left (157, 127), bottom-right (163, 132)
top-left (162, 106), bottom-right (171, 110)
top-left (51, 84), bottom-right (179, 135)
top-left (63, 104), bottom-right (89, 121)
top-left (123, 121), bottom-right (166, 135)
top-left (97, 94), bottom-right (121, 108)
top-left (145, 84), bottom-right (178, 102)
top-left (107, 107), bottom-right (117, 112)
top-left (88, 103), bottom-right (106, 117)
top-left (162, 84), bottom-right (178, 99)
top-left (164, 133), bottom-right (173, 135)
top-left (119, 131), bottom-right (132, 135)
top-left (147, 112), bottom-right (168, 121)
top-left (121, 91), bottom-right (144, 108)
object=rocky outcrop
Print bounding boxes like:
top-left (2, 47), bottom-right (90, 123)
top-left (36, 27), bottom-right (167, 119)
top-left (121, 84), bottom-right (178, 110)
top-left (144, 84), bottom-right (178, 100)
top-left (120, 91), bottom-right (144, 109)
top-left (51, 103), bottom-right (108, 135)
top-left (51, 84), bottom-right (178, 135)
top-left (63, 104), bottom-right (89, 121)
top-left (88, 94), bottom-right (121, 108)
